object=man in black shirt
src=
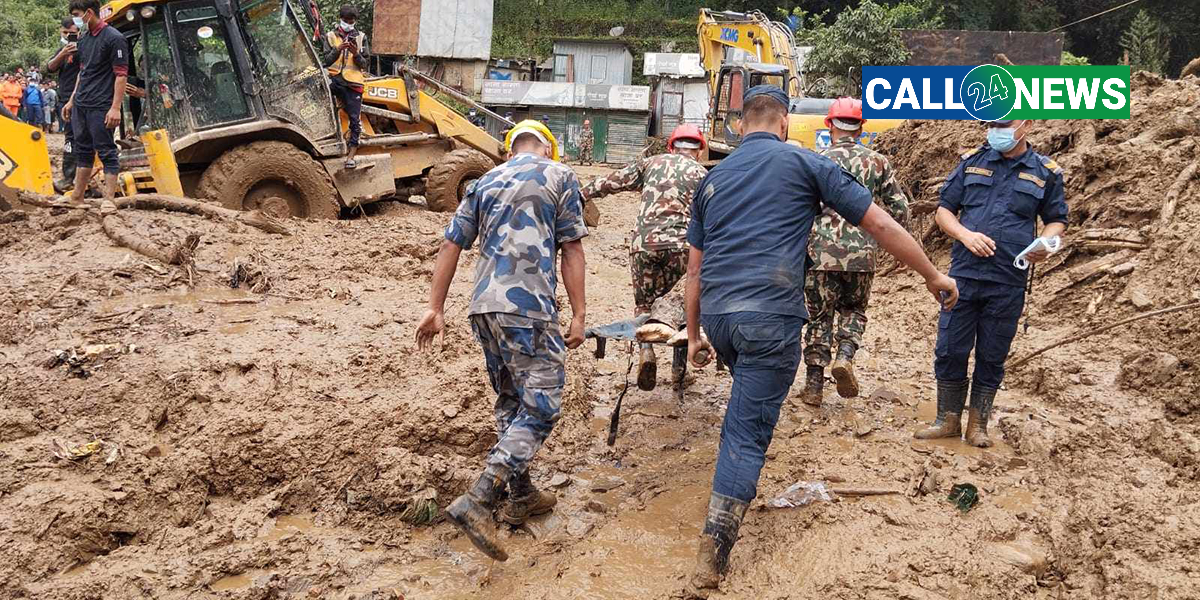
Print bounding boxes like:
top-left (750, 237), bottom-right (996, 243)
top-left (62, 0), bottom-right (127, 203)
top-left (46, 16), bottom-right (81, 190)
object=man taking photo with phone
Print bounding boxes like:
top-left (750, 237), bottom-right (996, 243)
top-left (323, 4), bottom-right (370, 170)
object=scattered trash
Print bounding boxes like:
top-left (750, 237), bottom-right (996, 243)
top-left (948, 483), bottom-right (980, 512)
top-left (51, 438), bottom-right (122, 464)
top-left (768, 481), bottom-right (834, 508)
top-left (42, 344), bottom-right (138, 378)
top-left (398, 488), bottom-right (439, 525)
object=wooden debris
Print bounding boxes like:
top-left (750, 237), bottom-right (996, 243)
top-left (1011, 301), bottom-right (1200, 368)
top-left (113, 194), bottom-right (291, 236)
top-left (1053, 250), bottom-right (1134, 294)
top-left (830, 486), bottom-right (902, 497)
top-left (1159, 159), bottom-right (1198, 226)
top-left (101, 214), bottom-right (200, 267)
top-left (1074, 228), bottom-right (1150, 252)
top-left (199, 298), bottom-right (260, 305)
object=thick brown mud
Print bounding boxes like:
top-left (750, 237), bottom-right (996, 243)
top-left (2, 139), bottom-right (1198, 600)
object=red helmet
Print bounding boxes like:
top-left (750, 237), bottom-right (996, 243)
top-left (668, 124), bottom-right (707, 151)
top-left (824, 97), bottom-right (866, 129)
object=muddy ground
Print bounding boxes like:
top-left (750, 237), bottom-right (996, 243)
top-left (2, 143), bottom-right (1199, 599)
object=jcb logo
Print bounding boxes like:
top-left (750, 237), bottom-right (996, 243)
top-left (720, 28), bottom-right (739, 42)
top-left (367, 87), bottom-right (398, 100)
top-left (0, 149), bottom-right (15, 182)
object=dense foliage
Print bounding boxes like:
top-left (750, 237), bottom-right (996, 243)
top-left (3, 0), bottom-right (1196, 78)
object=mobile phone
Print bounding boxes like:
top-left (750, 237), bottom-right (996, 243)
top-left (67, 32), bottom-right (79, 43)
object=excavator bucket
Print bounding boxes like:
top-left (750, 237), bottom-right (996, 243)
top-left (0, 116), bottom-right (54, 196)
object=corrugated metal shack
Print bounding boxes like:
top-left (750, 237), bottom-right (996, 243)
top-left (644, 53), bottom-right (710, 138)
top-left (372, 0), bottom-right (495, 94)
top-left (548, 40), bottom-right (634, 85)
top-left (481, 81), bottom-right (651, 164)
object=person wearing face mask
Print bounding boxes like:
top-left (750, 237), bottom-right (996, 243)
top-left (61, 0), bottom-right (128, 205)
top-left (682, 85), bottom-right (958, 595)
top-left (323, 4), bottom-right (370, 170)
top-left (915, 119), bottom-right (1068, 448)
top-left (47, 17), bottom-right (82, 188)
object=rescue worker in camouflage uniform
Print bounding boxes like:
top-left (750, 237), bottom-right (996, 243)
top-left (581, 124), bottom-right (708, 390)
top-left (578, 118), bottom-right (595, 165)
top-left (915, 119), bottom-right (1067, 447)
top-left (799, 98), bottom-right (910, 406)
top-left (416, 120), bottom-right (588, 561)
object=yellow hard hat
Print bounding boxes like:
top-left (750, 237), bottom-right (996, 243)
top-left (504, 119), bottom-right (560, 161)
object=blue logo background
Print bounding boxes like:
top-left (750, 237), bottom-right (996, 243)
top-left (862, 66), bottom-right (974, 120)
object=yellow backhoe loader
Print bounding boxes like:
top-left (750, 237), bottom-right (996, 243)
top-left (2, 0), bottom-right (510, 218)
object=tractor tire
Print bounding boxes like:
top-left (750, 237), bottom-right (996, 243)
top-left (425, 148), bottom-right (496, 213)
top-left (196, 141), bottom-right (340, 219)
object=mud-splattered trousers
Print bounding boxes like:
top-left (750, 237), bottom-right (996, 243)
top-left (631, 249), bottom-right (687, 315)
top-left (470, 312), bottom-right (567, 481)
top-left (330, 76), bottom-right (363, 147)
top-left (934, 277), bottom-right (1025, 390)
top-left (803, 270), bottom-right (873, 366)
top-left (703, 312), bottom-right (804, 502)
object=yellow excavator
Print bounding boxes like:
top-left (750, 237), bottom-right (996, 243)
top-left (696, 8), bottom-right (901, 155)
top-left (1, 0), bottom-right (510, 217)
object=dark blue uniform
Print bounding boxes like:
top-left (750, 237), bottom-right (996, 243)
top-left (935, 144), bottom-right (1068, 390)
top-left (72, 20), bottom-right (127, 175)
top-left (688, 130), bottom-right (872, 503)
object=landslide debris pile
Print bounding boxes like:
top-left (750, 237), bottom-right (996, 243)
top-left (876, 71), bottom-right (1200, 411)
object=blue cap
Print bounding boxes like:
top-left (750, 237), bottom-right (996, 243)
top-left (743, 85), bottom-right (789, 108)
top-left (987, 119), bottom-right (1015, 126)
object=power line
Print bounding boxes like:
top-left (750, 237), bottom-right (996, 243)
top-left (1047, 0), bottom-right (1145, 33)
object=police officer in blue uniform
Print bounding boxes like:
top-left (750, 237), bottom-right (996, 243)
top-left (915, 119), bottom-right (1068, 448)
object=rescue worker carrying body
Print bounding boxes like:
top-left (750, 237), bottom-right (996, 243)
top-left (582, 124), bottom-right (709, 390)
top-left (323, 4), bottom-right (370, 170)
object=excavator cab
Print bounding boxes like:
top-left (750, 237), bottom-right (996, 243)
top-left (710, 62), bottom-right (789, 152)
top-left (86, 0), bottom-right (505, 218)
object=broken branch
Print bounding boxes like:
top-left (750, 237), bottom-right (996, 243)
top-left (101, 214), bottom-right (200, 266)
top-left (1010, 301), bottom-right (1200, 368)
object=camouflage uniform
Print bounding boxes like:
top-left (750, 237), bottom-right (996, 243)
top-left (804, 135), bottom-right (909, 367)
top-left (578, 125), bottom-right (594, 165)
top-left (582, 153), bottom-right (708, 314)
top-left (445, 153), bottom-right (588, 481)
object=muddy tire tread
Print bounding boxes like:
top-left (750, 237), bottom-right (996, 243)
top-left (195, 141), bottom-right (340, 219)
top-left (425, 148), bottom-right (496, 213)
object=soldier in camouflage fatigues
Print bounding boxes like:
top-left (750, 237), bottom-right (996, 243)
top-left (578, 119), bottom-right (595, 166)
top-left (581, 124), bottom-right (708, 390)
top-left (416, 122), bottom-right (588, 561)
top-left (799, 105), bottom-right (909, 406)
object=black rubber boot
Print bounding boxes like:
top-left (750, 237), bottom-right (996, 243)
top-left (672, 344), bottom-right (688, 385)
top-left (446, 471), bottom-right (509, 561)
top-left (966, 384), bottom-right (997, 448)
top-left (637, 343), bottom-right (657, 391)
top-left (830, 342), bottom-right (860, 398)
top-left (689, 492), bottom-right (749, 595)
top-left (499, 470), bottom-right (557, 526)
top-left (914, 379), bottom-right (968, 439)
top-left (799, 365), bottom-right (825, 407)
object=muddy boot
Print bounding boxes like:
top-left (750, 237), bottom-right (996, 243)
top-left (830, 342), bottom-right (860, 398)
top-left (499, 471), bottom-right (557, 526)
top-left (637, 343), bottom-right (657, 391)
top-left (689, 492), bottom-right (748, 596)
top-left (798, 365), bottom-right (824, 407)
top-left (965, 385), bottom-right (997, 448)
top-left (914, 380), bottom-right (967, 440)
top-left (445, 472), bottom-right (509, 561)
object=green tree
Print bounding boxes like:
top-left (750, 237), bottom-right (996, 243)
top-left (804, 0), bottom-right (910, 92)
top-left (1060, 51), bottom-right (1090, 66)
top-left (887, 0), bottom-right (944, 29)
top-left (1120, 9), bottom-right (1169, 74)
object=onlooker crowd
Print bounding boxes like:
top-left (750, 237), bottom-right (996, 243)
top-left (2, 70), bottom-right (62, 133)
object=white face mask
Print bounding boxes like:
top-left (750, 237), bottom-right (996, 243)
top-left (61, 36), bottom-right (69, 44)
top-left (339, 20), bottom-right (353, 31)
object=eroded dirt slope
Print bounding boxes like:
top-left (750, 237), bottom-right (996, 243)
top-left (1, 152), bottom-right (1197, 600)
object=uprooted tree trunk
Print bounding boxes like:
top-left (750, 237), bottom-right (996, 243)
top-left (101, 213), bottom-right (201, 284)
top-left (15, 190), bottom-right (291, 236)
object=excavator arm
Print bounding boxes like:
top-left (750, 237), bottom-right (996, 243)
top-left (697, 9), bottom-right (800, 97)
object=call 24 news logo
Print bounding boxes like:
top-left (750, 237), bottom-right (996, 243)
top-left (860, 64), bottom-right (1132, 121)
